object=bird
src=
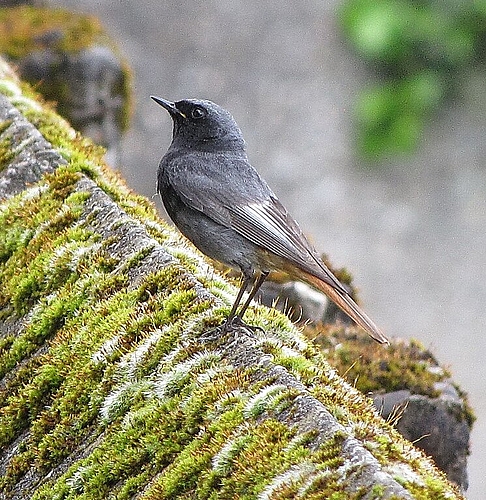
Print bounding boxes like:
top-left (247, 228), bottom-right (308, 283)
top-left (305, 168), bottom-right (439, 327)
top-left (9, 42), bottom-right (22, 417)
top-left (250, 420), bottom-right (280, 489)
top-left (151, 96), bottom-right (388, 344)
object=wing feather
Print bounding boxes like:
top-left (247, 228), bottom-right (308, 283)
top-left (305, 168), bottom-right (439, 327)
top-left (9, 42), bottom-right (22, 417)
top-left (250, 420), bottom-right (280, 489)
top-left (228, 200), bottom-right (348, 292)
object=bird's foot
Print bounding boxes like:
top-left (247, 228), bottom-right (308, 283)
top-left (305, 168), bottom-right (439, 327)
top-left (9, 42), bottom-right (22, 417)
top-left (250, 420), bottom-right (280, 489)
top-left (223, 316), bottom-right (265, 334)
top-left (199, 316), bottom-right (264, 343)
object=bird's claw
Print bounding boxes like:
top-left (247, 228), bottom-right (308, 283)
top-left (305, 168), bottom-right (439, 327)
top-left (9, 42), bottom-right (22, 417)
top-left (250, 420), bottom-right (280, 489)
top-left (225, 316), bottom-right (265, 334)
top-left (199, 316), bottom-right (264, 343)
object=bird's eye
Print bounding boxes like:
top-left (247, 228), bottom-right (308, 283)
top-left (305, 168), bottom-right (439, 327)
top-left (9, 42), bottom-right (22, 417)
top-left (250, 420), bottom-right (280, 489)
top-left (191, 106), bottom-right (206, 119)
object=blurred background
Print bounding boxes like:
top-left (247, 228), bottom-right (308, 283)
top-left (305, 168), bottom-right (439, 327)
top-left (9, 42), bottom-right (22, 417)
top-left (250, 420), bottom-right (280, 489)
top-left (7, 0), bottom-right (486, 496)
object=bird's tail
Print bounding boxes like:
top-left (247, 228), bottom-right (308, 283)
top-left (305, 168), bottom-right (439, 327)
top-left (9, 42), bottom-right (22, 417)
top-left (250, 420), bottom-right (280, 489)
top-left (301, 272), bottom-right (389, 344)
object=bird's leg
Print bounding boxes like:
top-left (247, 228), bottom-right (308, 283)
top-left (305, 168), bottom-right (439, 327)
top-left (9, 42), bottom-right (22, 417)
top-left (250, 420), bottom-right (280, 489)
top-left (203, 273), bottom-right (257, 340)
top-left (236, 271), bottom-right (269, 320)
top-left (224, 272), bottom-right (254, 328)
top-left (207, 271), bottom-right (269, 337)
top-left (224, 271), bottom-right (269, 331)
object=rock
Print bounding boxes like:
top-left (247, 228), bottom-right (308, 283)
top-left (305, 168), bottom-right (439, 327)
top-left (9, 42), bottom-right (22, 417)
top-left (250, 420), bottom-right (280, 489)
top-left (0, 57), bottom-right (465, 499)
top-left (18, 44), bottom-right (127, 160)
top-left (309, 325), bottom-right (473, 492)
top-left (372, 390), bottom-right (411, 418)
top-left (0, 6), bottom-right (131, 164)
top-left (258, 280), bottom-right (329, 323)
top-left (373, 385), bottom-right (471, 491)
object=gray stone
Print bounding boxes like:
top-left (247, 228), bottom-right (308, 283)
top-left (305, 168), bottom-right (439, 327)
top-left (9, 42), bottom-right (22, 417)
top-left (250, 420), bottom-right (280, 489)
top-left (373, 388), bottom-right (470, 491)
top-left (0, 58), bottom-right (463, 499)
top-left (18, 45), bottom-right (126, 161)
top-left (258, 280), bottom-right (329, 323)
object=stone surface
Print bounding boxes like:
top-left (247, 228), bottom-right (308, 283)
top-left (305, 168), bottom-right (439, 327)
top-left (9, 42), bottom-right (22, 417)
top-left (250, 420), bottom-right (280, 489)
top-left (258, 280), bottom-right (329, 323)
top-left (19, 45), bottom-right (126, 153)
top-left (374, 391), bottom-right (470, 490)
top-left (259, 276), bottom-right (471, 491)
top-left (373, 390), bottom-right (471, 491)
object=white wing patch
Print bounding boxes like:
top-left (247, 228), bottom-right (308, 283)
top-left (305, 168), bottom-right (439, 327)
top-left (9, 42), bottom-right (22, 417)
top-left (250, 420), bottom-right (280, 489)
top-left (241, 202), bottom-right (296, 247)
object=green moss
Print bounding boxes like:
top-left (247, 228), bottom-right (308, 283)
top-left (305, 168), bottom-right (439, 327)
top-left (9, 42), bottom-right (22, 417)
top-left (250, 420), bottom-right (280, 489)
top-left (370, 484), bottom-right (385, 498)
top-left (243, 384), bottom-right (299, 420)
top-left (0, 81), bottom-right (16, 97)
top-left (0, 119), bottom-right (209, 493)
top-left (309, 326), bottom-right (476, 457)
top-left (307, 327), bottom-right (448, 396)
top-left (5, 78), bottom-right (159, 230)
top-left (0, 118), bottom-right (12, 135)
top-left (0, 125), bottom-right (16, 171)
top-left (0, 7), bottom-right (104, 59)
top-left (395, 473), bottom-right (456, 500)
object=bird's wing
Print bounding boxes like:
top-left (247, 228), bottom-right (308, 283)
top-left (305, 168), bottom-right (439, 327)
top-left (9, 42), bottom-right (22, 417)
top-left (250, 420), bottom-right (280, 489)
top-left (164, 154), bottom-right (348, 292)
top-left (227, 198), bottom-right (349, 292)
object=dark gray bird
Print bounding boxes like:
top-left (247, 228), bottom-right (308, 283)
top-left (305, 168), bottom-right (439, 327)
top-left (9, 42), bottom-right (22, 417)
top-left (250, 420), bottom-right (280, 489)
top-left (151, 96), bottom-right (388, 344)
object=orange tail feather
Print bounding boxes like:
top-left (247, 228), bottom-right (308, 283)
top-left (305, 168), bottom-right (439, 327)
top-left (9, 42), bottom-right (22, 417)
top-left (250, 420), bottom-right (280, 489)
top-left (302, 273), bottom-right (389, 344)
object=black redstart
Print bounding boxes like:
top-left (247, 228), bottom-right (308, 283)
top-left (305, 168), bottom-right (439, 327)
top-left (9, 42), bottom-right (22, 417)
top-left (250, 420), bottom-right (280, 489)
top-left (152, 96), bottom-right (388, 344)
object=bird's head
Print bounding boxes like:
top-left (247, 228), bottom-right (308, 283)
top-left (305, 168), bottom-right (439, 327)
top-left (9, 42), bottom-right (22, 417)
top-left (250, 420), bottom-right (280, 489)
top-left (151, 97), bottom-right (246, 152)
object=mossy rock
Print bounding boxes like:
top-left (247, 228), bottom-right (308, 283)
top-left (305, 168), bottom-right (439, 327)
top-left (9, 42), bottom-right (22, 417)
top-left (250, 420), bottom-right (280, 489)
top-left (0, 58), bottom-right (466, 499)
top-left (0, 5), bottom-right (132, 140)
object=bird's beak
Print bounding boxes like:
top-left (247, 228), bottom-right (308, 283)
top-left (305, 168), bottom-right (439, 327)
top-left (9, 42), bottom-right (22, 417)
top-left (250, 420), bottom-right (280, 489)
top-left (150, 96), bottom-right (186, 118)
